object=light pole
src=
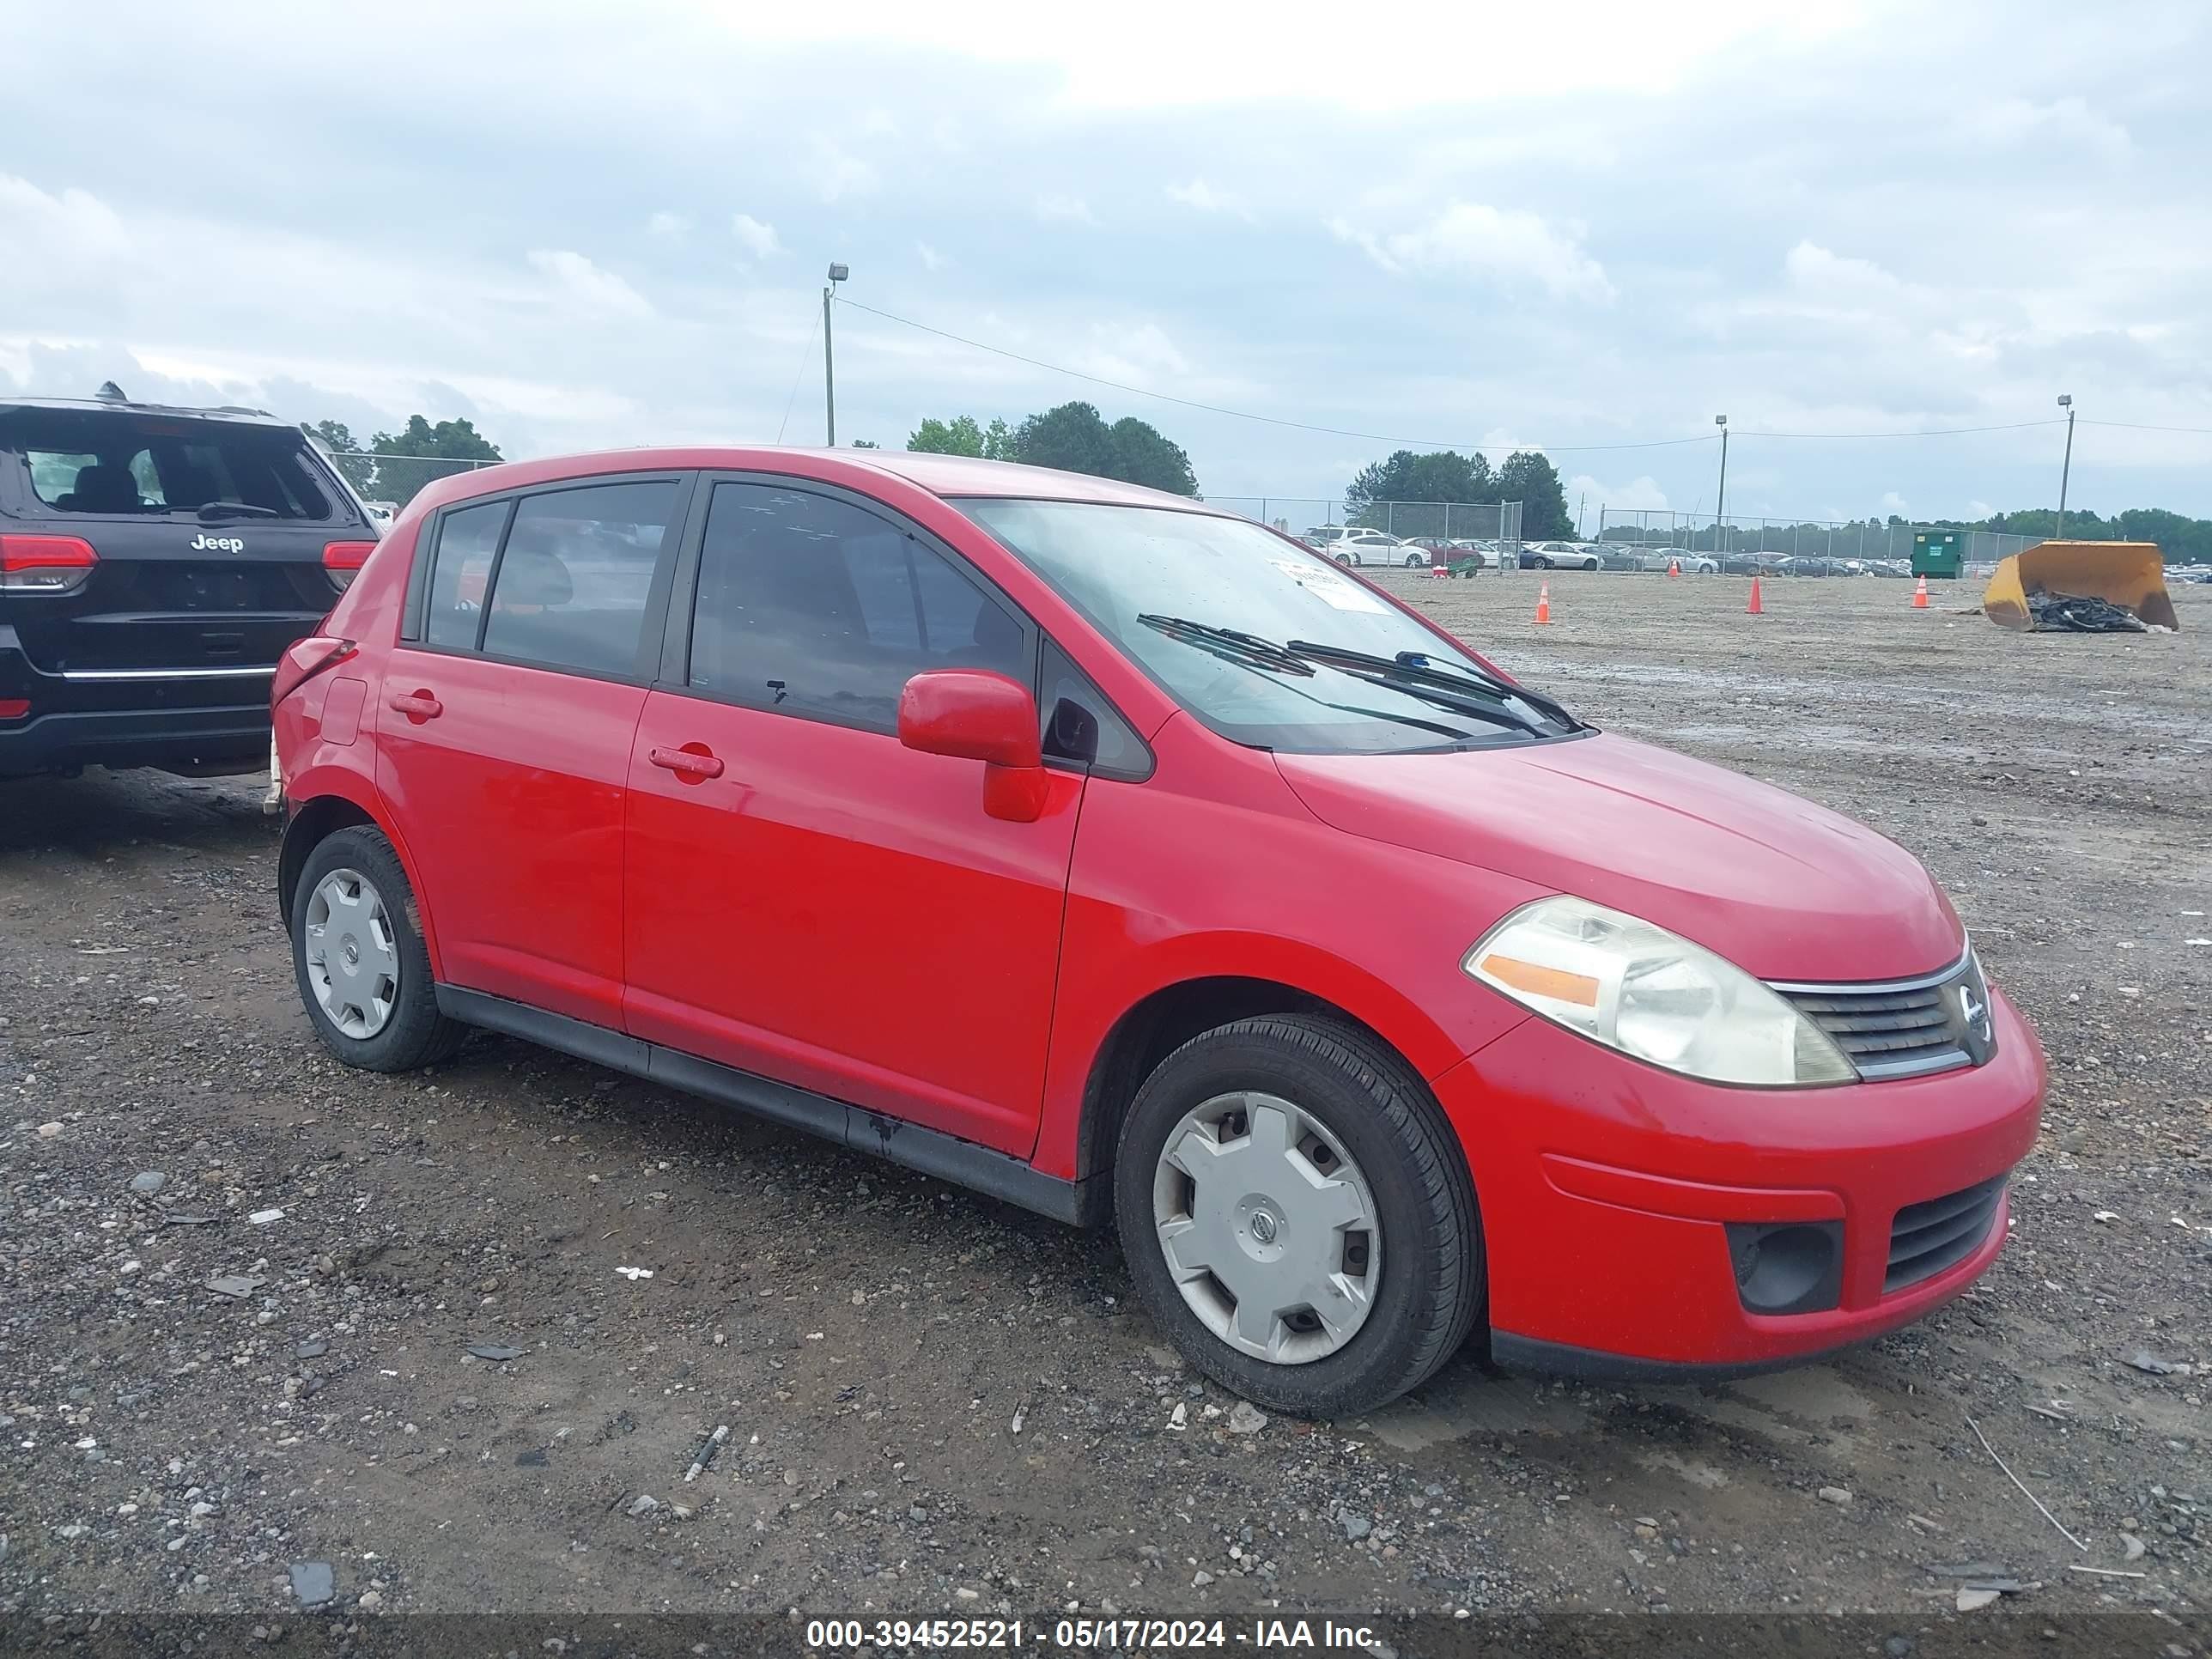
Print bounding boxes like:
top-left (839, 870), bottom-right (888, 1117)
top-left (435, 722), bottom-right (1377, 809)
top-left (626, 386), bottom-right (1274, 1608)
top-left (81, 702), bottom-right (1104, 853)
top-left (1713, 415), bottom-right (1729, 556)
top-left (823, 262), bottom-right (848, 446)
top-left (2054, 393), bottom-right (2075, 540)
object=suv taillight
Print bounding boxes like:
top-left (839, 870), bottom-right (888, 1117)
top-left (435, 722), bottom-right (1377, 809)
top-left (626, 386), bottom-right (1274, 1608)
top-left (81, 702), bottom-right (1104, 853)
top-left (322, 540), bottom-right (376, 592)
top-left (271, 635), bottom-right (357, 709)
top-left (0, 533), bottom-right (99, 594)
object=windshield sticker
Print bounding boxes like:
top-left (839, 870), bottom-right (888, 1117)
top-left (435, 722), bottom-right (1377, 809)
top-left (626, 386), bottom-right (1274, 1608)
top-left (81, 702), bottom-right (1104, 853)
top-left (1271, 559), bottom-right (1389, 614)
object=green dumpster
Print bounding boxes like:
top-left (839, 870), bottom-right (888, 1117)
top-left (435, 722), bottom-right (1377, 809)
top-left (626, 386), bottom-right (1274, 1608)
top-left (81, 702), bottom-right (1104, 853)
top-left (1912, 531), bottom-right (1965, 579)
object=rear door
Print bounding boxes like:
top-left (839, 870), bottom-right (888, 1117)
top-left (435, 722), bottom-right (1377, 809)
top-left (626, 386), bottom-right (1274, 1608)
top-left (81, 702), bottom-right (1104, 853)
top-left (375, 472), bottom-right (692, 1030)
top-left (0, 404), bottom-right (369, 678)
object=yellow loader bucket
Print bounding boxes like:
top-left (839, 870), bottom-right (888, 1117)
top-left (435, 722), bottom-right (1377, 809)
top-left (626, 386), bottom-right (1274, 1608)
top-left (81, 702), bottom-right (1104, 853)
top-left (1982, 541), bottom-right (2179, 632)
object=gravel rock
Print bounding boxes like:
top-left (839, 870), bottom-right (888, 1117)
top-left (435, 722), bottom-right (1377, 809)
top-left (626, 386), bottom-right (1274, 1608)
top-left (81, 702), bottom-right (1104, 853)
top-left (289, 1561), bottom-right (335, 1607)
top-left (129, 1171), bottom-right (167, 1195)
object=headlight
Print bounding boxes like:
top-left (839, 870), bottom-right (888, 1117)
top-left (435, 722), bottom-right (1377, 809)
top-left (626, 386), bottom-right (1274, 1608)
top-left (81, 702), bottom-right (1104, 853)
top-left (1464, 896), bottom-right (1856, 1087)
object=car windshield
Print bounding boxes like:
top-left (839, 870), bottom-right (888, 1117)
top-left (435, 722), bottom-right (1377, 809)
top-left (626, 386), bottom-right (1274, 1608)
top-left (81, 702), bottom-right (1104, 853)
top-left (957, 498), bottom-right (1578, 755)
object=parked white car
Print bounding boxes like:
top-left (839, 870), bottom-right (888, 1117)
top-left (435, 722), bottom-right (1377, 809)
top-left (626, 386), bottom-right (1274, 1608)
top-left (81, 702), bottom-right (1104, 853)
top-left (1303, 526), bottom-right (1425, 567)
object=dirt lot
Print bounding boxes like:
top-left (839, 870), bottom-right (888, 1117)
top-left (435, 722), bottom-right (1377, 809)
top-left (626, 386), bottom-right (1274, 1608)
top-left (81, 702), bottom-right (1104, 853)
top-left (2, 574), bottom-right (2206, 1638)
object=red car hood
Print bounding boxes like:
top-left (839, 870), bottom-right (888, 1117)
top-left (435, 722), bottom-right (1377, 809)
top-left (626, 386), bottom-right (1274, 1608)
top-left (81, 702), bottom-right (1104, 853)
top-left (1275, 732), bottom-right (1961, 981)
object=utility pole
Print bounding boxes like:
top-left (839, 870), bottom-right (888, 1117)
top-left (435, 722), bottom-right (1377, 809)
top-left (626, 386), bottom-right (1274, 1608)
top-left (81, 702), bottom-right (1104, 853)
top-left (1713, 415), bottom-right (1729, 556)
top-left (2055, 393), bottom-right (2075, 539)
top-left (823, 262), bottom-right (848, 446)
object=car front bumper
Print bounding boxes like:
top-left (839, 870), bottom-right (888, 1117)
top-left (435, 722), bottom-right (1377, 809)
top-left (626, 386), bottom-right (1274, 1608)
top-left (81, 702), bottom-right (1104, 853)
top-left (1432, 986), bottom-right (2044, 1377)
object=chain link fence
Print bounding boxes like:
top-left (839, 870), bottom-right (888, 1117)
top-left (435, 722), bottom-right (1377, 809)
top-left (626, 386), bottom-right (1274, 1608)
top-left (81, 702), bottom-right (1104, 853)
top-left (1596, 507), bottom-right (2045, 567)
top-left (1204, 498), bottom-right (1524, 546)
top-left (315, 451), bottom-right (503, 516)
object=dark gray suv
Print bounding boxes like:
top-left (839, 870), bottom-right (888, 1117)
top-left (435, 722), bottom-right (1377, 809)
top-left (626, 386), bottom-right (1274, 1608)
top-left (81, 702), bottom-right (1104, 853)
top-left (1, 386), bottom-right (378, 779)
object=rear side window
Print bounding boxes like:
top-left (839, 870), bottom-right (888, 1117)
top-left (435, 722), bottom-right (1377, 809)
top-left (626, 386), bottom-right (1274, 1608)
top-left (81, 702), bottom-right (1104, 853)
top-left (3, 408), bottom-right (339, 521)
top-left (477, 480), bottom-right (678, 676)
top-left (422, 500), bottom-right (509, 649)
top-left (688, 482), bottom-right (1029, 733)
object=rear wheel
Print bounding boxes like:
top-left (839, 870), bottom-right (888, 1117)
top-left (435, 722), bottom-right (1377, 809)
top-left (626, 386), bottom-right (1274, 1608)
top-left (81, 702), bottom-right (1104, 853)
top-left (291, 825), bottom-right (465, 1071)
top-left (1114, 1016), bottom-right (1483, 1416)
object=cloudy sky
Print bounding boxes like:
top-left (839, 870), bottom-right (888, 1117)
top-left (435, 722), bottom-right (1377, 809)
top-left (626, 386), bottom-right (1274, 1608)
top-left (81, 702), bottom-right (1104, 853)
top-left (6, 0), bottom-right (2209, 526)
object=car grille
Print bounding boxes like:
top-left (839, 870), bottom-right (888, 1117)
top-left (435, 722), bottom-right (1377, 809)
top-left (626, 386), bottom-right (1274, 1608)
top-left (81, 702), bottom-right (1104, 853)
top-left (1886, 1176), bottom-right (2005, 1293)
top-left (1773, 951), bottom-right (1994, 1082)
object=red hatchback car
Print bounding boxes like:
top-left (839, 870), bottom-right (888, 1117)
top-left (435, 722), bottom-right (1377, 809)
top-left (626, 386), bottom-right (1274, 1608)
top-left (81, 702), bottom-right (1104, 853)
top-left (272, 448), bottom-right (2043, 1413)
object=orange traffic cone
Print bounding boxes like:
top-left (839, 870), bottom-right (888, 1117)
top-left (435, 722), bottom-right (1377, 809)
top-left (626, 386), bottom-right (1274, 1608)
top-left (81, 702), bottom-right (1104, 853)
top-left (1747, 575), bottom-right (1765, 615)
top-left (1912, 574), bottom-right (1929, 609)
top-left (1534, 581), bottom-right (1552, 624)
top-left (1667, 558), bottom-right (1681, 578)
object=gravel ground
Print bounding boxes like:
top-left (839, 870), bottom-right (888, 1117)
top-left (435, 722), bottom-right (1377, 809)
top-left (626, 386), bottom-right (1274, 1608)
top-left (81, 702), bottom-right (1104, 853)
top-left (1, 573), bottom-right (2205, 1634)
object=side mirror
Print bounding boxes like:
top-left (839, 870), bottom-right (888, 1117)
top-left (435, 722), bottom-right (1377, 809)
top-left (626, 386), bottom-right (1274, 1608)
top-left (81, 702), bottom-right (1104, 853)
top-left (897, 670), bottom-right (1049, 822)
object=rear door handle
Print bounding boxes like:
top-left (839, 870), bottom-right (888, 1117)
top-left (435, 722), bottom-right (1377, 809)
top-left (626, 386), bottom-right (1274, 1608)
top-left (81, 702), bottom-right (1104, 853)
top-left (387, 690), bottom-right (442, 721)
top-left (648, 744), bottom-right (725, 781)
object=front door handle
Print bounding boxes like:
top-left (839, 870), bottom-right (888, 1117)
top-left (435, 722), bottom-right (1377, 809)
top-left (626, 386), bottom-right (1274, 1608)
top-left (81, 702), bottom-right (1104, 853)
top-left (387, 690), bottom-right (442, 722)
top-left (648, 744), bottom-right (725, 782)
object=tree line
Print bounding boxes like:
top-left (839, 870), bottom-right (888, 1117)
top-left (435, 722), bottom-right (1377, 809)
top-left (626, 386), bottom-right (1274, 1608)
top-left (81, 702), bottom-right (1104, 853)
top-left (311, 416), bottom-right (501, 507)
top-left (1342, 449), bottom-right (1577, 539)
top-left (903, 401), bottom-right (1198, 495)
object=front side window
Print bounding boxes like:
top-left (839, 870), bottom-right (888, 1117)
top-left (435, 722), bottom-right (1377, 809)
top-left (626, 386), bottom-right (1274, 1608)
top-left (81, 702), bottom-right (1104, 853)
top-left (958, 499), bottom-right (1578, 756)
top-left (688, 482), bottom-right (1029, 733)
top-left (478, 480), bottom-right (678, 676)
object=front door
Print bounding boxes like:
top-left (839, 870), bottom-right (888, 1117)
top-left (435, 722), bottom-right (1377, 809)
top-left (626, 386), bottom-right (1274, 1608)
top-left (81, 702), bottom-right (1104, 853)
top-left (375, 476), bottom-right (688, 1029)
top-left (623, 478), bottom-right (1080, 1154)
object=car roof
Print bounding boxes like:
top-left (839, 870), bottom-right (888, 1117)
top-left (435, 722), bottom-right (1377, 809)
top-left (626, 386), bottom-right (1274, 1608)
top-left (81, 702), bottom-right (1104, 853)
top-left (0, 394), bottom-right (292, 428)
top-left (413, 445), bottom-right (1225, 518)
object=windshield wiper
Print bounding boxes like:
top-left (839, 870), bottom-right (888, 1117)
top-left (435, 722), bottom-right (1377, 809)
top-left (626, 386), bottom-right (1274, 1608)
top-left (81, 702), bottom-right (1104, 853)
top-left (195, 501), bottom-right (282, 522)
top-left (1138, 615), bottom-right (1313, 675)
top-left (1284, 641), bottom-right (1580, 730)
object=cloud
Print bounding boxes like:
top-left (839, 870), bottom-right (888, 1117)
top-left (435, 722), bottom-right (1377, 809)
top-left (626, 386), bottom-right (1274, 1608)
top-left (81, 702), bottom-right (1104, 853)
top-left (1961, 96), bottom-right (2131, 161)
top-left (1034, 192), bottom-right (1097, 226)
top-left (1072, 320), bottom-right (1188, 382)
top-left (1784, 240), bottom-right (1908, 298)
top-left (732, 214), bottom-right (785, 261)
top-left (1569, 473), bottom-right (1671, 514)
top-left (1329, 203), bottom-right (1613, 302)
top-left (1165, 178), bottom-right (1247, 218)
top-left (647, 210), bottom-right (690, 239)
top-left (525, 250), bottom-right (653, 317)
top-left (0, 174), bottom-right (128, 264)
top-left (1879, 490), bottom-right (1911, 516)
top-left (805, 137), bottom-right (878, 203)
top-left (915, 241), bottom-right (947, 271)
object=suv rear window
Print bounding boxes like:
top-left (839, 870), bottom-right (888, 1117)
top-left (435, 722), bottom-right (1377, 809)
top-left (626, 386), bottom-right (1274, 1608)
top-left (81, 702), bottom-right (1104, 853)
top-left (2, 407), bottom-right (340, 522)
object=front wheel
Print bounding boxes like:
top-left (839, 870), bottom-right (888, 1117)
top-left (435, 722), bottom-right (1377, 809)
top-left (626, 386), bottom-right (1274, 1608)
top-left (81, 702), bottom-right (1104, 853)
top-left (1334, 553), bottom-right (1353, 566)
top-left (1405, 552), bottom-right (1425, 568)
top-left (1114, 1016), bottom-right (1484, 1416)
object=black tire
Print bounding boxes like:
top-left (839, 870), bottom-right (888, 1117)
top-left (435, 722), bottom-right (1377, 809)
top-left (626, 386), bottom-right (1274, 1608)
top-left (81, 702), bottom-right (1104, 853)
top-left (290, 824), bottom-right (465, 1072)
top-left (1334, 553), bottom-right (1352, 566)
top-left (1405, 552), bottom-right (1424, 568)
top-left (1113, 1015), bottom-right (1484, 1417)
top-left (1536, 556), bottom-right (1553, 569)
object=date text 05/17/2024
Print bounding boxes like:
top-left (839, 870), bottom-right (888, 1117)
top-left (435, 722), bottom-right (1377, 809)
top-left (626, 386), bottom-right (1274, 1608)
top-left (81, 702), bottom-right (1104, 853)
top-left (804, 1618), bottom-right (1381, 1650)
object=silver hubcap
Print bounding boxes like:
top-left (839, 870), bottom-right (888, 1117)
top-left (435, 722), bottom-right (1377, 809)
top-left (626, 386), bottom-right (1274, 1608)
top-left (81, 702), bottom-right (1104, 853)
top-left (1152, 1091), bottom-right (1382, 1365)
top-left (303, 867), bottom-right (398, 1039)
